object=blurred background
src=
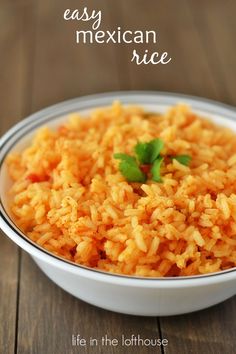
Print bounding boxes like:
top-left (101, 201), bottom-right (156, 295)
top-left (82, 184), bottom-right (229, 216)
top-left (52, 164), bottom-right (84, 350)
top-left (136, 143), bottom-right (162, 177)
top-left (1, 1), bottom-right (236, 354)
top-left (1, 0), bottom-right (236, 134)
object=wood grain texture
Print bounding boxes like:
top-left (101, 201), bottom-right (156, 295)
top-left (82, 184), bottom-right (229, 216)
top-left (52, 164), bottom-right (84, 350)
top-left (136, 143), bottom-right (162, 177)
top-left (0, 1), bottom-right (36, 132)
top-left (31, 0), bottom-right (122, 111)
top-left (1, 0), bottom-right (236, 353)
top-left (110, 0), bottom-right (221, 100)
top-left (161, 297), bottom-right (236, 354)
top-left (188, 0), bottom-right (236, 106)
top-left (0, 2), bottom-right (35, 353)
top-left (17, 253), bottom-right (161, 354)
top-left (0, 234), bottom-right (19, 354)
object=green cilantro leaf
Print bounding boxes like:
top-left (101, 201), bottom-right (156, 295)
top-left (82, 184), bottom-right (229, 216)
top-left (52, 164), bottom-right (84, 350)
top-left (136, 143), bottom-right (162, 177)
top-left (150, 156), bottom-right (164, 182)
top-left (134, 138), bottom-right (164, 164)
top-left (114, 153), bottom-right (146, 182)
top-left (134, 142), bottom-right (153, 164)
top-left (119, 161), bottom-right (146, 183)
top-left (171, 155), bottom-right (192, 166)
top-left (149, 139), bottom-right (164, 163)
top-left (113, 153), bottom-right (137, 165)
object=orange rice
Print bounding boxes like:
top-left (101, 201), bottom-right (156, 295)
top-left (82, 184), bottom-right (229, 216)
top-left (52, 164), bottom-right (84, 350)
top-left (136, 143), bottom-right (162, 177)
top-left (6, 102), bottom-right (236, 277)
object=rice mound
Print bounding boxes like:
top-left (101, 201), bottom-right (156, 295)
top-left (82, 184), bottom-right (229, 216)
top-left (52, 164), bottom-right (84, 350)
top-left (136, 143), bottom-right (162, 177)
top-left (6, 102), bottom-right (236, 277)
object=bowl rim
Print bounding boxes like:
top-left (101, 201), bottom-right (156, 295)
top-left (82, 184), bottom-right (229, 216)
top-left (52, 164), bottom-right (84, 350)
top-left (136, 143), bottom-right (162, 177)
top-left (1, 90), bottom-right (236, 287)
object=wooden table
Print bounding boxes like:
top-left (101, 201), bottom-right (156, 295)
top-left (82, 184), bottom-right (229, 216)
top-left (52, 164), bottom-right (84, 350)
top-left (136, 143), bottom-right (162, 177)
top-left (1, 1), bottom-right (236, 353)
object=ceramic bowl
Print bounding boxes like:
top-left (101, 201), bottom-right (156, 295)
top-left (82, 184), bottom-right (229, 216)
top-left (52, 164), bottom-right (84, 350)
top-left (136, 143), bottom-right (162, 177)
top-left (1, 92), bottom-right (236, 316)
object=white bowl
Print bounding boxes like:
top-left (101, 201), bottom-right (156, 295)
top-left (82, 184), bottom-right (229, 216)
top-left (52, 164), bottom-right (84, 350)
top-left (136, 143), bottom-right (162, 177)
top-left (1, 91), bottom-right (236, 316)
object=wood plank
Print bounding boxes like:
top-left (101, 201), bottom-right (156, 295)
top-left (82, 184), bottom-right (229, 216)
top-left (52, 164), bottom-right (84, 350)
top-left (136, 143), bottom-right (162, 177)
top-left (31, 0), bottom-right (122, 111)
top-left (0, 234), bottom-right (19, 354)
top-left (17, 253), bottom-right (161, 354)
top-left (161, 297), bottom-right (236, 354)
top-left (110, 0), bottom-right (222, 100)
top-left (188, 0), bottom-right (236, 106)
top-left (0, 4), bottom-right (24, 134)
top-left (0, 2), bottom-right (35, 353)
top-left (0, 3), bottom-right (35, 133)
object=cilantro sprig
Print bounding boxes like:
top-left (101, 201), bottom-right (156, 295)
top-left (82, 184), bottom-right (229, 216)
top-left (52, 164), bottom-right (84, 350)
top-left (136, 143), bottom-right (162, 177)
top-left (151, 156), bottom-right (164, 182)
top-left (114, 139), bottom-right (191, 183)
top-left (135, 138), bottom-right (164, 164)
top-left (113, 153), bottom-right (146, 182)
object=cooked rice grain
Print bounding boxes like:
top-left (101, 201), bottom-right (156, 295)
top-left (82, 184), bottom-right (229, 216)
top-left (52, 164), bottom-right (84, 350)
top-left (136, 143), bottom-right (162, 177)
top-left (6, 102), bottom-right (236, 276)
